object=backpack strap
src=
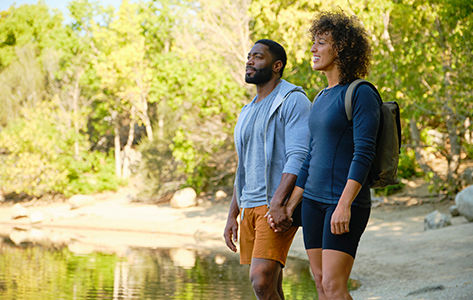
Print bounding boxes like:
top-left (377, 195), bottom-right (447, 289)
top-left (277, 88), bottom-right (307, 119)
top-left (344, 79), bottom-right (381, 121)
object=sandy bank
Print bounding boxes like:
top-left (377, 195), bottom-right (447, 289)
top-left (0, 189), bottom-right (472, 299)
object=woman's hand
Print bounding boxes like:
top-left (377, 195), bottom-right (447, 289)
top-left (331, 203), bottom-right (351, 235)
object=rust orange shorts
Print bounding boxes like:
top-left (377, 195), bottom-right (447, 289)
top-left (239, 205), bottom-right (298, 267)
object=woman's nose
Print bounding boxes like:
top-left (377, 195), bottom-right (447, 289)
top-left (311, 44), bottom-right (317, 53)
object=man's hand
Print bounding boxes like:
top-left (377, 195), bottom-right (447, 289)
top-left (266, 205), bottom-right (292, 232)
top-left (266, 173), bottom-right (297, 232)
top-left (267, 185), bottom-right (304, 232)
top-left (223, 216), bottom-right (239, 252)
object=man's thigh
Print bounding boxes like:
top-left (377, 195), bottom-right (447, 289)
top-left (248, 205), bottom-right (298, 267)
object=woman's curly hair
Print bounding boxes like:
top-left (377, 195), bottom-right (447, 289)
top-left (309, 11), bottom-right (371, 85)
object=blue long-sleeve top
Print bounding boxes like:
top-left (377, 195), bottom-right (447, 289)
top-left (296, 83), bottom-right (380, 207)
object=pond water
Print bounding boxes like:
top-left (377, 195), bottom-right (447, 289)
top-left (0, 236), bottom-right (320, 299)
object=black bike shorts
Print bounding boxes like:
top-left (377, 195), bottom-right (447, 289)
top-left (301, 198), bottom-right (370, 258)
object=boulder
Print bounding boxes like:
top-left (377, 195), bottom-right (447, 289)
top-left (170, 188), bottom-right (197, 208)
top-left (460, 167), bottom-right (473, 186)
top-left (169, 248), bottom-right (196, 269)
top-left (215, 190), bottom-right (228, 201)
top-left (68, 194), bottom-right (95, 210)
top-left (11, 203), bottom-right (28, 219)
top-left (424, 210), bottom-right (452, 230)
top-left (455, 185), bottom-right (473, 222)
top-left (29, 211), bottom-right (44, 224)
top-left (449, 205), bottom-right (460, 217)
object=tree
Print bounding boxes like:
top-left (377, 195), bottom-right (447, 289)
top-left (89, 0), bottom-right (155, 178)
top-left (371, 0), bottom-right (473, 194)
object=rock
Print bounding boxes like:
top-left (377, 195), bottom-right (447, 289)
top-left (68, 242), bottom-right (95, 255)
top-left (29, 211), bottom-right (44, 224)
top-left (424, 210), bottom-right (452, 230)
top-left (11, 203), bottom-right (28, 219)
top-left (214, 254), bottom-right (226, 265)
top-left (370, 189), bottom-right (383, 203)
top-left (455, 185), bottom-right (473, 221)
top-left (215, 190), bottom-right (228, 201)
top-left (460, 167), bottom-right (473, 186)
top-left (449, 205), bottom-right (460, 217)
top-left (9, 229), bottom-right (28, 245)
top-left (68, 194), bottom-right (95, 210)
top-left (170, 188), bottom-right (197, 208)
top-left (169, 248), bottom-right (196, 269)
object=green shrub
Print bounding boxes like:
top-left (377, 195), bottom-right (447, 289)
top-left (397, 147), bottom-right (421, 179)
top-left (0, 103), bottom-right (119, 197)
top-left (373, 182), bottom-right (405, 196)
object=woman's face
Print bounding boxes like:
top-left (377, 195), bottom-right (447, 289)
top-left (310, 32), bottom-right (338, 72)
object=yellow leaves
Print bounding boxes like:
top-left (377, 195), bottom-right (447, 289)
top-left (395, 91), bottom-right (405, 100)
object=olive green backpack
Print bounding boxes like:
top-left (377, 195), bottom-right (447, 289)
top-left (344, 79), bottom-right (401, 188)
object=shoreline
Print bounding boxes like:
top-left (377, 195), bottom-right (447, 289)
top-left (1, 191), bottom-right (472, 299)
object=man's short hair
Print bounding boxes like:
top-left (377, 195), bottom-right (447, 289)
top-left (255, 39), bottom-right (287, 77)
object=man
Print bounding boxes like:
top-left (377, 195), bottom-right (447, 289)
top-left (223, 39), bottom-right (311, 300)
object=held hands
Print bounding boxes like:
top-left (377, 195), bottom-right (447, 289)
top-left (330, 203), bottom-right (351, 235)
top-left (223, 217), bottom-right (239, 252)
top-left (265, 205), bottom-right (293, 233)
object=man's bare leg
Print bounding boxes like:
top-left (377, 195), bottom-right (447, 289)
top-left (250, 258), bottom-right (283, 300)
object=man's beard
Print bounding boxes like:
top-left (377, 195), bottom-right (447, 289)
top-left (245, 65), bottom-right (273, 84)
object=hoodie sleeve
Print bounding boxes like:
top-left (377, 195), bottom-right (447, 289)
top-left (280, 91), bottom-right (312, 176)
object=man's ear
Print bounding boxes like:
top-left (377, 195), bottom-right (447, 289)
top-left (272, 60), bottom-right (283, 75)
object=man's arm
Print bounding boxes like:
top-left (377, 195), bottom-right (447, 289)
top-left (268, 186), bottom-right (304, 232)
top-left (223, 186), bottom-right (239, 252)
top-left (267, 91), bottom-right (311, 230)
top-left (266, 173), bottom-right (297, 231)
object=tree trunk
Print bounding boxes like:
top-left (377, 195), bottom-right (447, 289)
top-left (122, 107), bottom-right (136, 179)
top-left (113, 111), bottom-right (122, 178)
top-left (443, 102), bottom-right (461, 192)
top-left (409, 118), bottom-right (441, 184)
top-left (72, 69), bottom-right (83, 159)
top-left (436, 16), bottom-right (461, 193)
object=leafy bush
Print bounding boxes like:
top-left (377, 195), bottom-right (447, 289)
top-left (397, 147), bottom-right (421, 179)
top-left (0, 103), bottom-right (119, 197)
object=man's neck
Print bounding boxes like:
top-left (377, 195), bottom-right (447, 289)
top-left (255, 77), bottom-right (282, 103)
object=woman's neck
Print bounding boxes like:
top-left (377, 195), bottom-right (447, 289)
top-left (324, 67), bottom-right (341, 88)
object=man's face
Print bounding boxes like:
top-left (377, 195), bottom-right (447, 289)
top-left (245, 43), bottom-right (274, 84)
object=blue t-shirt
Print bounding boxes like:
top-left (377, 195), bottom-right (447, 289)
top-left (239, 85), bottom-right (280, 208)
top-left (296, 83), bottom-right (380, 207)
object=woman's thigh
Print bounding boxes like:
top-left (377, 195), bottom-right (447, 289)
top-left (302, 198), bottom-right (329, 250)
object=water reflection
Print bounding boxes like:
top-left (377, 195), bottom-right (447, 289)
top-left (0, 236), bottom-right (318, 299)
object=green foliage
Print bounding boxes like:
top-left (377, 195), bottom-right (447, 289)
top-left (398, 148), bottom-right (421, 179)
top-left (143, 49), bottom-right (245, 194)
top-left (61, 151), bottom-right (122, 195)
top-left (373, 182), bottom-right (405, 197)
top-left (0, 2), bottom-right (68, 69)
top-left (0, 103), bottom-right (119, 197)
top-left (136, 131), bottom-right (184, 200)
top-left (1, 0), bottom-right (472, 197)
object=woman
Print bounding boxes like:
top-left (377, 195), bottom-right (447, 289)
top-left (288, 11), bottom-right (380, 300)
